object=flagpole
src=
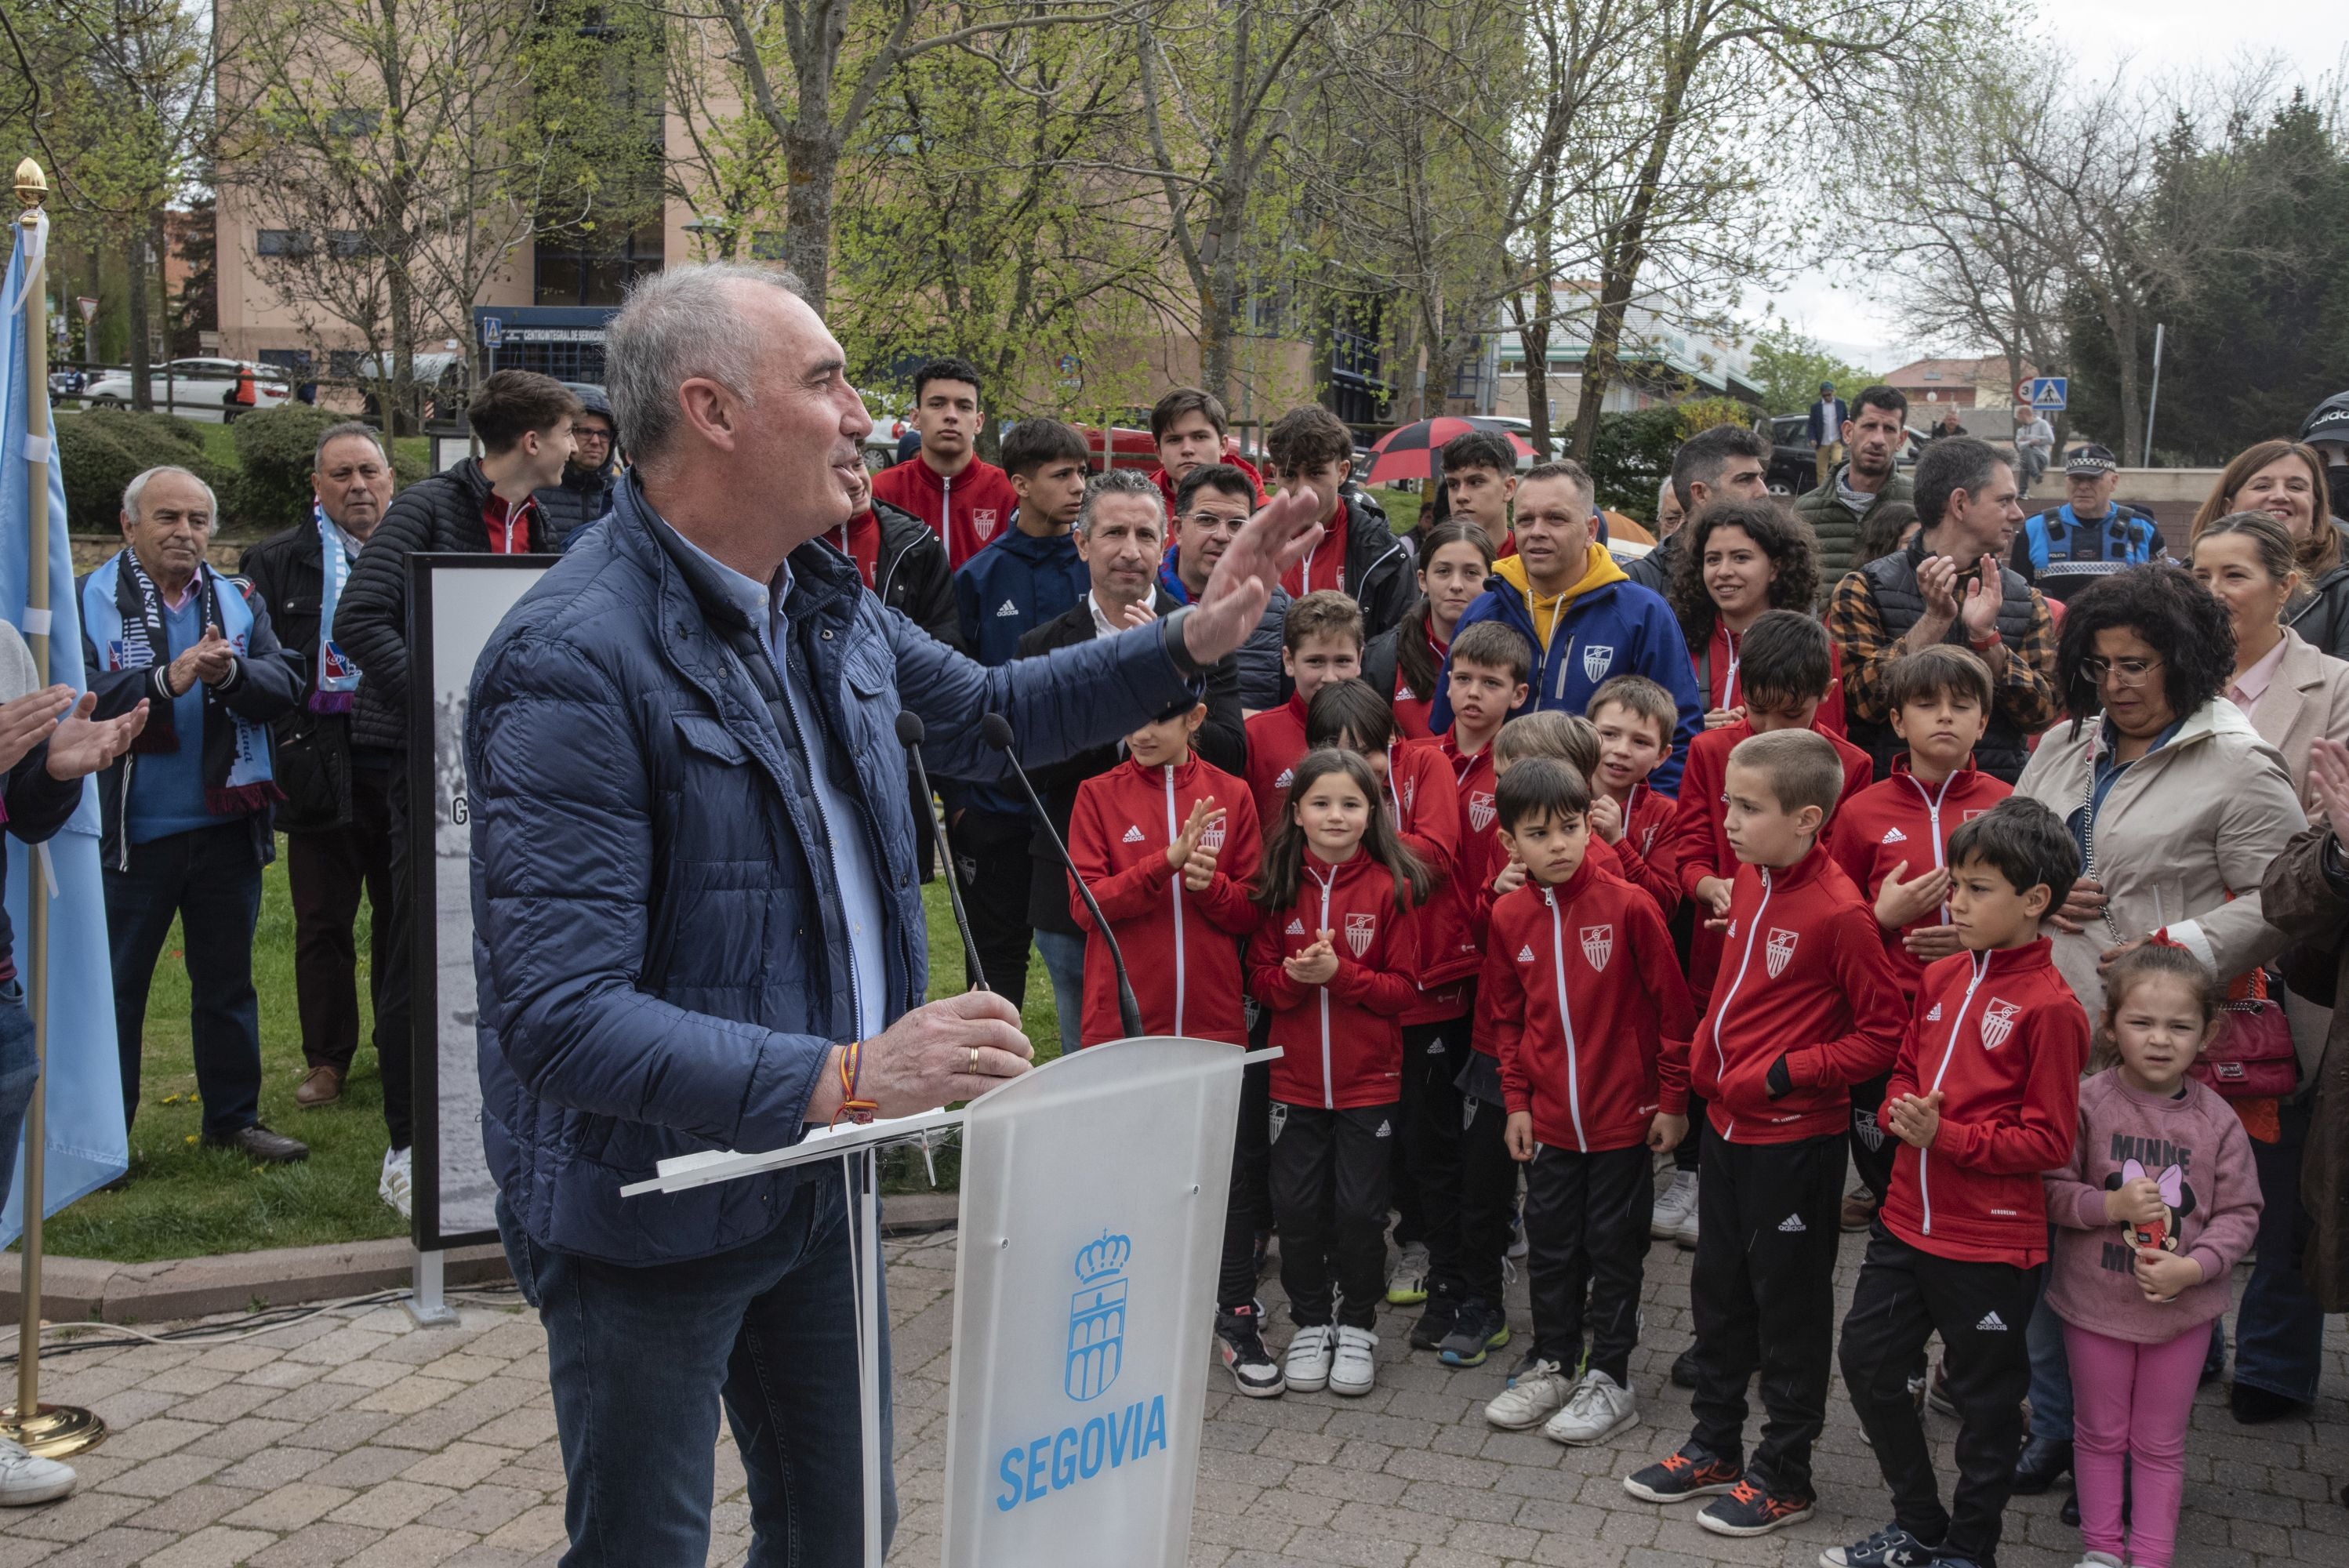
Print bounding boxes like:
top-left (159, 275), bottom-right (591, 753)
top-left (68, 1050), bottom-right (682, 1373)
top-left (4, 158), bottom-right (104, 1457)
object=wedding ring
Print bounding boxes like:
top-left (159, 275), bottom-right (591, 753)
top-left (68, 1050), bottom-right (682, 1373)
top-left (968, 1046), bottom-right (981, 1076)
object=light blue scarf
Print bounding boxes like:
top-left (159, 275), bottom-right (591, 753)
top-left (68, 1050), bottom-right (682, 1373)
top-left (311, 503), bottom-right (361, 712)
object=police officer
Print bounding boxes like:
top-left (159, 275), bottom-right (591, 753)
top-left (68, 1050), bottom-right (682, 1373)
top-left (2009, 444), bottom-right (2162, 603)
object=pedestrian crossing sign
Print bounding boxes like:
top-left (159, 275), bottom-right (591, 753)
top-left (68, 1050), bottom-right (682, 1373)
top-left (2016, 376), bottom-right (2067, 411)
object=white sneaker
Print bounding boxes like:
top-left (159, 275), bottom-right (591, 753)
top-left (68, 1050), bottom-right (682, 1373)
top-left (379, 1145), bottom-right (412, 1219)
top-left (1672, 1192), bottom-right (1699, 1250)
top-left (1484, 1357), bottom-right (1575, 1430)
top-left (1329, 1326), bottom-right (1378, 1396)
top-left (0, 1436), bottom-right (76, 1506)
top-left (1653, 1169), bottom-right (1697, 1240)
top-left (1543, 1368), bottom-right (1639, 1445)
top-left (2070, 1555), bottom-right (2124, 1568)
top-left (1284, 1324), bottom-right (1335, 1392)
top-left (1386, 1241), bottom-right (1430, 1305)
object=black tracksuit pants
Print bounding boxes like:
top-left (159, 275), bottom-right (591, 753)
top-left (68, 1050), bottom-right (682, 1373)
top-left (1524, 1142), bottom-right (1651, 1381)
top-left (1455, 1068), bottom-right (1518, 1306)
top-left (1840, 1229), bottom-right (2039, 1566)
top-left (1217, 1058), bottom-right (1273, 1311)
top-left (1848, 1071), bottom-right (1897, 1197)
top-left (1688, 1131), bottom-right (1846, 1497)
top-left (1269, 1102), bottom-right (1395, 1330)
top-left (1397, 1014), bottom-right (1471, 1290)
top-left (948, 807), bottom-right (1033, 1004)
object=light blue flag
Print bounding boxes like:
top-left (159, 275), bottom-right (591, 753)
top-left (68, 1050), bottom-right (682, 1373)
top-left (0, 213), bottom-right (129, 1245)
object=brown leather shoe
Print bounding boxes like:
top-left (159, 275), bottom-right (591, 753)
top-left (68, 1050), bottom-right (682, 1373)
top-left (1839, 1185), bottom-right (1881, 1232)
top-left (295, 1065), bottom-right (344, 1108)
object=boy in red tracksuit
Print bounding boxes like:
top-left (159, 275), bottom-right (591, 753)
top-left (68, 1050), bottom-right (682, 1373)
top-left (1828, 645), bottom-right (2011, 1229)
top-left (1068, 695), bottom-right (1276, 1399)
top-left (1671, 611), bottom-right (1872, 1013)
top-left (1625, 728), bottom-right (1907, 1539)
top-left (1249, 750), bottom-right (1429, 1399)
top-left (1244, 591), bottom-right (1366, 830)
top-left (1586, 675), bottom-right (1682, 913)
top-left (1476, 760), bottom-right (1694, 1446)
top-left (1828, 799), bottom-right (2088, 1568)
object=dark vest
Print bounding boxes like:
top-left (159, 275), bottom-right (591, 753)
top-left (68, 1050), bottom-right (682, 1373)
top-left (1854, 543), bottom-right (2039, 782)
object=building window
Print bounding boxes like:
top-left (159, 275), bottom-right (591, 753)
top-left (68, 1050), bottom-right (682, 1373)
top-left (256, 229), bottom-right (309, 258)
top-left (325, 109), bottom-right (381, 138)
top-left (535, 219), bottom-right (663, 307)
top-left (750, 230), bottom-right (788, 261)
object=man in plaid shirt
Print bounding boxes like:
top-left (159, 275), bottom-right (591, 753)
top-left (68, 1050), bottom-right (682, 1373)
top-left (1827, 437), bottom-right (2059, 783)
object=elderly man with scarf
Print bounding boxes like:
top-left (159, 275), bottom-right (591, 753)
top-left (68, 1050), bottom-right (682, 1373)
top-left (81, 466), bottom-right (308, 1163)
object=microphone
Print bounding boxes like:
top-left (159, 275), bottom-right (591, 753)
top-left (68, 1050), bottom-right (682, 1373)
top-left (896, 712), bottom-right (988, 994)
top-left (979, 712), bottom-right (1144, 1040)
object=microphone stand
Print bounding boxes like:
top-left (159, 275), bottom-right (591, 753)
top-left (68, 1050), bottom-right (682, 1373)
top-left (895, 711), bottom-right (988, 993)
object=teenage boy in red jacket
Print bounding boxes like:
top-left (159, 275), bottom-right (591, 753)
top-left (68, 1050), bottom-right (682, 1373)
top-left (870, 355), bottom-right (1020, 569)
top-left (1625, 729), bottom-right (1907, 1539)
top-left (1827, 798), bottom-right (2088, 1568)
top-left (1477, 760), bottom-right (1694, 1446)
top-left (1245, 591), bottom-right (1365, 829)
top-left (1828, 644), bottom-right (2013, 1232)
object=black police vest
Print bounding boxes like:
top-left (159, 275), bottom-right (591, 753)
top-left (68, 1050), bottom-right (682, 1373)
top-left (1853, 546), bottom-right (2039, 783)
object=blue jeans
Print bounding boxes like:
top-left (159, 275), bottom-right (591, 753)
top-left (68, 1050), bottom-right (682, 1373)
top-left (2027, 1227), bottom-right (2073, 1443)
top-left (2219, 1099), bottom-right (2325, 1403)
top-left (499, 1171), bottom-right (895, 1566)
top-left (1033, 928), bottom-right (1087, 1048)
top-left (104, 822), bottom-right (264, 1138)
top-left (0, 983), bottom-right (38, 1214)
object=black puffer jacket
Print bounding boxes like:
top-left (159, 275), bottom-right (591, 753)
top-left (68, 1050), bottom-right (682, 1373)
top-left (826, 498), bottom-right (960, 651)
top-left (238, 521), bottom-right (354, 831)
top-left (336, 459), bottom-right (558, 755)
top-left (2286, 524), bottom-right (2349, 663)
top-left (1337, 496), bottom-right (1414, 640)
top-left (535, 387), bottom-right (621, 547)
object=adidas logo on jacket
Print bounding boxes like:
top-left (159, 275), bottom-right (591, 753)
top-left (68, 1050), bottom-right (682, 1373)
top-left (1875, 938), bottom-right (2089, 1266)
top-left (1479, 859), bottom-right (1696, 1152)
top-left (1672, 844), bottom-right (1908, 1144)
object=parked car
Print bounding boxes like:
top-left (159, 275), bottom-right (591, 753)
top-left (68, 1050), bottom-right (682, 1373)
top-left (82, 358), bottom-right (292, 422)
top-left (1069, 424), bottom-right (1251, 474)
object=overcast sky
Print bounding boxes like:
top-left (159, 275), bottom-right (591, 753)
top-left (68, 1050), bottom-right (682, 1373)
top-left (1763, 2), bottom-right (2346, 369)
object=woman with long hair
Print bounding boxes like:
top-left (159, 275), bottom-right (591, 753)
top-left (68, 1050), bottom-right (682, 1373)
top-left (1363, 520), bottom-right (1497, 739)
top-left (2191, 441), bottom-right (2349, 661)
top-left (1668, 496), bottom-right (1843, 733)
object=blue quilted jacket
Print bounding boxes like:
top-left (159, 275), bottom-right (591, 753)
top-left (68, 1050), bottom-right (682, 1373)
top-left (467, 476), bottom-right (1203, 1263)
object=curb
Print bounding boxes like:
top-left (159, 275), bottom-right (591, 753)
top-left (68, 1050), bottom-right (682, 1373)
top-left (2, 1191), bottom-right (963, 1326)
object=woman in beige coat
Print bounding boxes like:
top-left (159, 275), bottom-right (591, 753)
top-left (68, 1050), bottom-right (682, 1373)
top-left (2016, 564), bottom-right (2313, 1426)
top-left (2190, 512), bottom-right (2349, 823)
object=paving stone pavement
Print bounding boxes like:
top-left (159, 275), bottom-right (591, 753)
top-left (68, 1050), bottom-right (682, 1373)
top-left (5, 1196), bottom-right (2344, 1567)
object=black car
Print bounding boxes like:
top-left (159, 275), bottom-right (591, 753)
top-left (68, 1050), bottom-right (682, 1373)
top-left (1767, 414), bottom-right (1819, 496)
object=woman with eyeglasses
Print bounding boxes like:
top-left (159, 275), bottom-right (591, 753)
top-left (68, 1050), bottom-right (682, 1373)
top-left (2006, 564), bottom-right (2308, 1492)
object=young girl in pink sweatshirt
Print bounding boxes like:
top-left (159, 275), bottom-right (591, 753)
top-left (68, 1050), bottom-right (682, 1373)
top-left (2042, 944), bottom-right (2262, 1568)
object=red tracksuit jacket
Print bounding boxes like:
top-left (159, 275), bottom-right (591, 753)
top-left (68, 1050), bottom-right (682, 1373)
top-left (869, 455), bottom-right (1020, 571)
top-left (1670, 844), bottom-right (1908, 1144)
top-left (1385, 739), bottom-right (1473, 1022)
top-left (1876, 939), bottom-right (2088, 1265)
top-left (1668, 718), bottom-right (1874, 1001)
top-left (1248, 851), bottom-right (1420, 1109)
top-left (1244, 695), bottom-right (1310, 832)
top-left (1828, 757), bottom-right (2013, 996)
top-left (1694, 622), bottom-right (1847, 735)
top-left (1483, 861), bottom-right (1696, 1152)
top-left (1385, 626), bottom-right (1447, 740)
top-left (1068, 755), bottom-right (1263, 1048)
top-left (1600, 779), bottom-right (1679, 916)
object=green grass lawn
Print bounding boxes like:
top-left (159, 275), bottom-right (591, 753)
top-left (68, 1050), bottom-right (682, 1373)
top-left (35, 853), bottom-right (1061, 1263)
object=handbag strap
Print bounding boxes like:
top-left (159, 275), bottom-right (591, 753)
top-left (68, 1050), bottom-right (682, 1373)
top-left (2078, 730), bottom-right (2128, 946)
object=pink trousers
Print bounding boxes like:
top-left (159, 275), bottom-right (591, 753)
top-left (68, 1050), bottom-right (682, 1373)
top-left (2063, 1320), bottom-right (2207, 1568)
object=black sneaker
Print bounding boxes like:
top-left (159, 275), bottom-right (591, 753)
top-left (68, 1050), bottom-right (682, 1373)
top-left (1622, 1441), bottom-right (1742, 1503)
top-left (1436, 1298), bottom-right (1510, 1367)
top-left (1819, 1523), bottom-right (1938, 1567)
top-left (1214, 1302), bottom-right (1284, 1399)
top-left (2011, 1435), bottom-right (2071, 1494)
top-left (1407, 1293), bottom-right (1460, 1352)
top-left (1670, 1345), bottom-right (1699, 1388)
top-left (1697, 1477), bottom-right (1815, 1537)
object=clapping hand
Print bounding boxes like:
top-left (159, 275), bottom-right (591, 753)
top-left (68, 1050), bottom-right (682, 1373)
top-left (1284, 930), bottom-right (1340, 986)
top-left (0, 684), bottom-right (75, 773)
top-left (1957, 555), bottom-right (2003, 644)
top-left (45, 693), bottom-right (149, 780)
top-left (1165, 797), bottom-right (1226, 891)
top-left (1885, 1090), bottom-right (1942, 1150)
top-left (1703, 705), bottom-right (1745, 730)
top-left (2308, 738), bottom-right (2349, 833)
top-left (1588, 793), bottom-right (1626, 845)
top-left (167, 625), bottom-right (236, 695)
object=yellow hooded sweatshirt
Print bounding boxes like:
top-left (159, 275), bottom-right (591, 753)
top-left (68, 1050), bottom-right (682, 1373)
top-left (1492, 544), bottom-right (1628, 653)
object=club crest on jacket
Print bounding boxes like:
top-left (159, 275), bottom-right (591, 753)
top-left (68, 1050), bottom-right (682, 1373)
top-left (1580, 924), bottom-right (1614, 971)
top-left (1345, 912), bottom-right (1376, 956)
top-left (1581, 643), bottom-right (1615, 681)
top-left (1765, 927), bottom-right (1799, 978)
top-left (1468, 790), bottom-right (1495, 831)
top-left (1979, 998), bottom-right (2020, 1050)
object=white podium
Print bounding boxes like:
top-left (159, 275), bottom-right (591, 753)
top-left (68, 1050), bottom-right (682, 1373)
top-left (624, 1036), bottom-right (1256, 1567)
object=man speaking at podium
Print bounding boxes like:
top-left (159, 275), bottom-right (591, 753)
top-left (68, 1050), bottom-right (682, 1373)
top-left (465, 262), bottom-right (1322, 1567)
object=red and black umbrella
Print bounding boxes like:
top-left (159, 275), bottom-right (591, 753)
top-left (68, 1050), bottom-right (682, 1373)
top-left (1363, 416), bottom-right (1535, 485)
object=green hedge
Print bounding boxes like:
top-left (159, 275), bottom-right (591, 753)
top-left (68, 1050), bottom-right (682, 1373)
top-left (1585, 400), bottom-right (1759, 521)
top-left (54, 408), bottom-right (220, 535)
top-left (227, 407), bottom-right (427, 535)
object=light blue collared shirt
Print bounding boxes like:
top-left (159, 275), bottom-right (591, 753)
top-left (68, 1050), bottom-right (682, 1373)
top-left (668, 528), bottom-right (889, 1044)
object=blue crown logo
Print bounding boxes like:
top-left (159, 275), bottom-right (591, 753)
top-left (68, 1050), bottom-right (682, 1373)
top-left (1073, 1232), bottom-right (1131, 1284)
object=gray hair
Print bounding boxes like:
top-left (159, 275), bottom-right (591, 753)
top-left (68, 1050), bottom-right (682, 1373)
top-left (313, 420), bottom-right (389, 470)
top-left (605, 261), bottom-right (807, 463)
top-left (123, 465), bottom-right (218, 524)
top-left (1076, 468), bottom-right (1166, 534)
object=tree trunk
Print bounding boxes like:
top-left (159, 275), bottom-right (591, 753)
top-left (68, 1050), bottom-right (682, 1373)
top-left (127, 224), bottom-right (154, 412)
top-left (1567, 269), bottom-right (1637, 459)
top-left (1514, 297), bottom-right (1554, 459)
top-left (781, 127), bottom-right (838, 314)
top-left (2108, 295), bottom-right (2144, 466)
top-left (1200, 212), bottom-right (1240, 402)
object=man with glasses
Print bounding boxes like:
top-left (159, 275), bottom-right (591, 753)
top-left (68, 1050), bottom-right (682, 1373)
top-left (1828, 436), bottom-right (2060, 782)
top-left (536, 387), bottom-right (622, 547)
top-left (1164, 463), bottom-right (1291, 712)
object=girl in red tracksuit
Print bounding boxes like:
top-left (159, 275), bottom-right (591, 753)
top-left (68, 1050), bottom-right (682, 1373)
top-left (1248, 748), bottom-right (1430, 1397)
top-left (1479, 760), bottom-right (1695, 1440)
top-left (1066, 702), bottom-right (1264, 1048)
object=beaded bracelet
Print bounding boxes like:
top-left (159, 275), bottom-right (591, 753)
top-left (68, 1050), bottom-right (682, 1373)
top-left (832, 1039), bottom-right (877, 1127)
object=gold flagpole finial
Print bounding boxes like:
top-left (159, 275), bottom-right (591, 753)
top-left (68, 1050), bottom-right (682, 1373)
top-left (15, 158), bottom-right (47, 211)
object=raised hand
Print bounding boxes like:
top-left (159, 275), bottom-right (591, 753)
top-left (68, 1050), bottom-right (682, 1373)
top-left (45, 693), bottom-right (150, 780)
top-left (1875, 859), bottom-right (1953, 931)
top-left (1164, 797), bottom-right (1220, 872)
top-left (1182, 486), bottom-right (1325, 666)
top-left (2307, 737), bottom-right (2349, 832)
top-left (1587, 793), bottom-right (1625, 844)
top-left (1958, 555), bottom-right (2002, 644)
